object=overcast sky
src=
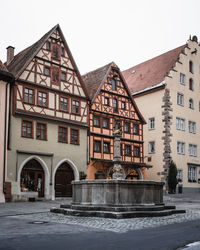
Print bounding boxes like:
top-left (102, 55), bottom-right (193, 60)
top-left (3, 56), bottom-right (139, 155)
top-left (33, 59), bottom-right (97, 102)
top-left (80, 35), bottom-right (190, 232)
top-left (1, 0), bottom-right (200, 74)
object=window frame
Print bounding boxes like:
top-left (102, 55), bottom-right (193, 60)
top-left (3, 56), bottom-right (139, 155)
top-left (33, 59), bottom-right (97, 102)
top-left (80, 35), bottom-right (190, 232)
top-left (21, 119), bottom-right (34, 139)
top-left (148, 117), bottom-right (155, 130)
top-left (121, 101), bottom-right (126, 110)
top-left (104, 97), bottom-right (110, 106)
top-left (188, 121), bottom-right (196, 134)
top-left (58, 126), bottom-right (68, 143)
top-left (180, 73), bottom-right (186, 85)
top-left (125, 144), bottom-right (132, 156)
top-left (177, 141), bottom-right (185, 155)
top-left (70, 128), bottom-right (79, 145)
top-left (102, 117), bottom-right (109, 129)
top-left (177, 93), bottom-right (184, 106)
top-left (189, 78), bottom-right (194, 91)
top-left (189, 98), bottom-right (194, 109)
top-left (60, 96), bottom-right (69, 113)
top-left (176, 117), bottom-right (185, 131)
top-left (148, 141), bottom-right (155, 154)
top-left (44, 66), bottom-right (50, 76)
top-left (23, 86), bottom-right (35, 105)
top-left (103, 141), bottom-right (110, 154)
top-left (188, 165), bottom-right (197, 182)
top-left (71, 99), bottom-right (80, 115)
top-left (61, 71), bottom-right (66, 81)
top-left (36, 122), bottom-right (47, 141)
top-left (189, 144), bottom-right (197, 157)
top-left (133, 123), bottom-right (139, 135)
top-left (94, 140), bottom-right (101, 153)
top-left (37, 90), bottom-right (48, 108)
top-left (134, 146), bottom-right (140, 158)
top-left (124, 122), bottom-right (131, 134)
top-left (93, 115), bottom-right (101, 128)
top-left (113, 98), bottom-right (118, 113)
top-left (189, 60), bottom-right (194, 74)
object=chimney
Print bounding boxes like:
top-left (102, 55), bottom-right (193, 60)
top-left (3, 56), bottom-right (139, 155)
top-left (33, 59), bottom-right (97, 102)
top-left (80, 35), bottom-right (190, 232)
top-left (6, 46), bottom-right (15, 65)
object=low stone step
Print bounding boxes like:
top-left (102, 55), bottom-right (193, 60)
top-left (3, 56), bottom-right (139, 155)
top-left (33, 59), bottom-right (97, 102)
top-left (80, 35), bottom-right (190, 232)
top-left (50, 207), bottom-right (186, 219)
top-left (60, 204), bottom-right (166, 212)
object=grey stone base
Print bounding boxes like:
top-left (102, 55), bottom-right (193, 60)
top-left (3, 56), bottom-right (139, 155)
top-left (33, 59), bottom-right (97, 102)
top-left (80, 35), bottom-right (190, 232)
top-left (50, 204), bottom-right (185, 219)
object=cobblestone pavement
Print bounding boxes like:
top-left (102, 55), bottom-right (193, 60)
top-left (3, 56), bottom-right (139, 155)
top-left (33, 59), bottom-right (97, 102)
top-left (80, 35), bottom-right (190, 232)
top-left (12, 209), bottom-right (200, 233)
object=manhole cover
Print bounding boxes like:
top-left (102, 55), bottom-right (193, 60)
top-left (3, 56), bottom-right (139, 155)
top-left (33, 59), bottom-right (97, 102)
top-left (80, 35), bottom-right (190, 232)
top-left (29, 221), bottom-right (48, 224)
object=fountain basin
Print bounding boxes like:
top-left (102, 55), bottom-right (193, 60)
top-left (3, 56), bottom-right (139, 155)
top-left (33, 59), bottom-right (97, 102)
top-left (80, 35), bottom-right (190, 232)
top-left (72, 179), bottom-right (164, 206)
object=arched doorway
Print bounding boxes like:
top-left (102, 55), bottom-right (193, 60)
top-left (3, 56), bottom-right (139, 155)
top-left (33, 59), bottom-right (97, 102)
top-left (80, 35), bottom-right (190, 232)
top-left (20, 159), bottom-right (45, 197)
top-left (55, 162), bottom-right (74, 197)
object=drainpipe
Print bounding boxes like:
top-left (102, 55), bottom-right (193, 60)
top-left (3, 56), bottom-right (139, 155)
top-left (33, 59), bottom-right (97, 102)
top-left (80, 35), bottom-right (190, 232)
top-left (3, 82), bottom-right (9, 194)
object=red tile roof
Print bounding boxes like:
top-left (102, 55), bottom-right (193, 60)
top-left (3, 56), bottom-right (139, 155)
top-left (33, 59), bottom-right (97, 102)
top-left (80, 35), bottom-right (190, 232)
top-left (122, 44), bottom-right (186, 94)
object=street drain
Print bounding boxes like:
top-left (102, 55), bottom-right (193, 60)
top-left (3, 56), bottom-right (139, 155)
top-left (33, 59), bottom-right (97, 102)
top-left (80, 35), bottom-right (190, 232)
top-left (29, 221), bottom-right (48, 224)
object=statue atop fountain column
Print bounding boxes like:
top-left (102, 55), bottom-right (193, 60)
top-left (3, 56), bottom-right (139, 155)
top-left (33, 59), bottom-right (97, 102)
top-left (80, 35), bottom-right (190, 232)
top-left (112, 119), bottom-right (125, 180)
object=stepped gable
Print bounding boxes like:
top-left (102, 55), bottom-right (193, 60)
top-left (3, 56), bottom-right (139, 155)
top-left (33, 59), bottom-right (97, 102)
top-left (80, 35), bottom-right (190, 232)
top-left (122, 44), bottom-right (186, 94)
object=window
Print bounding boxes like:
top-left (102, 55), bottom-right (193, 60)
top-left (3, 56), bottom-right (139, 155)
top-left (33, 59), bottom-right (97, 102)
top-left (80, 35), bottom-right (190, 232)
top-left (103, 141), bottom-right (110, 153)
top-left (44, 66), bottom-right (50, 76)
top-left (133, 124), bottom-right (139, 135)
top-left (58, 126), bottom-right (68, 143)
top-left (121, 101), bottom-right (126, 110)
top-left (177, 169), bottom-right (183, 182)
top-left (94, 116), bottom-right (100, 127)
top-left (70, 129), bottom-right (79, 145)
top-left (52, 44), bottom-right (60, 60)
top-left (72, 100), bottom-right (80, 114)
top-left (24, 87), bottom-right (34, 104)
top-left (124, 122), bottom-right (130, 133)
top-left (38, 91), bottom-right (47, 107)
top-left (180, 73), bottom-right (185, 85)
top-left (189, 78), bottom-right (194, 91)
top-left (60, 97), bottom-right (68, 112)
top-left (46, 41), bottom-right (51, 51)
top-left (189, 61), bottom-right (194, 73)
top-left (188, 165), bottom-right (197, 182)
top-left (134, 146), bottom-right (140, 157)
top-left (51, 66), bottom-right (60, 85)
top-left (148, 117), bottom-right (155, 130)
top-left (176, 118), bottom-right (185, 131)
top-left (177, 142), bottom-right (185, 155)
top-left (104, 97), bottom-right (109, 106)
top-left (189, 98), bottom-right (194, 109)
top-left (94, 140), bottom-right (101, 152)
top-left (107, 78), bottom-right (111, 84)
top-left (113, 98), bottom-right (118, 113)
top-left (189, 144), bottom-right (197, 157)
top-left (125, 145), bottom-right (131, 156)
top-left (102, 118), bottom-right (109, 129)
top-left (61, 72), bottom-right (66, 81)
top-left (188, 121), bottom-right (196, 134)
top-left (61, 47), bottom-right (65, 56)
top-left (177, 93), bottom-right (184, 106)
top-left (148, 141), bottom-right (155, 154)
top-left (22, 120), bottom-right (33, 138)
top-left (36, 123), bottom-right (47, 140)
top-left (112, 78), bottom-right (117, 91)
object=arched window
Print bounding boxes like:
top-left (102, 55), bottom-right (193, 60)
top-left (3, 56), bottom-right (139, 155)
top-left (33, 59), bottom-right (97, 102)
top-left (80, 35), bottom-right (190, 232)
top-left (189, 78), bottom-right (194, 91)
top-left (189, 98), bottom-right (194, 109)
top-left (189, 61), bottom-right (194, 73)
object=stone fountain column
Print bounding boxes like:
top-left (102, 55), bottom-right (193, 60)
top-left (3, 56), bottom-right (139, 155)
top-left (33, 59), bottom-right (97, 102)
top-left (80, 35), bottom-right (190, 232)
top-left (112, 134), bottom-right (125, 179)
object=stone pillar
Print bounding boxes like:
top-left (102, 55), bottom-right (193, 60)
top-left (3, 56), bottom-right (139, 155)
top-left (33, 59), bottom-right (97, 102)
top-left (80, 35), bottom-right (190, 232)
top-left (112, 134), bottom-right (125, 180)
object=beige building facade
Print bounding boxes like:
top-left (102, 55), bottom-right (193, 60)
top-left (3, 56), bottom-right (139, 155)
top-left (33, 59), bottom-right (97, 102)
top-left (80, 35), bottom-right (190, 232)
top-left (0, 61), bottom-right (14, 202)
top-left (123, 36), bottom-right (200, 193)
top-left (6, 25), bottom-right (89, 201)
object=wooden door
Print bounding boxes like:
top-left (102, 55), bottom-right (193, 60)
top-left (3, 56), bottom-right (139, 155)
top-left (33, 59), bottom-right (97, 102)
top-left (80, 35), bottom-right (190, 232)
top-left (55, 163), bottom-right (74, 197)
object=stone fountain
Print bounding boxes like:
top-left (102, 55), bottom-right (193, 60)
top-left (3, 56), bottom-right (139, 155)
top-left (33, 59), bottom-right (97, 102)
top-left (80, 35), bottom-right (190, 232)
top-left (51, 121), bottom-right (185, 218)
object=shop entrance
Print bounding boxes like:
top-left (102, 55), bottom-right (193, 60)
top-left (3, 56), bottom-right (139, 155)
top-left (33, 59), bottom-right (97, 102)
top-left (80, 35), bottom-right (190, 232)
top-left (20, 159), bottom-right (45, 197)
top-left (55, 162), bottom-right (74, 197)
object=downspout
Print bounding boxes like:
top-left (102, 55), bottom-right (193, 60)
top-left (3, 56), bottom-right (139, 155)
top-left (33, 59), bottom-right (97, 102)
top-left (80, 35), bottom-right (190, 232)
top-left (3, 82), bottom-right (9, 194)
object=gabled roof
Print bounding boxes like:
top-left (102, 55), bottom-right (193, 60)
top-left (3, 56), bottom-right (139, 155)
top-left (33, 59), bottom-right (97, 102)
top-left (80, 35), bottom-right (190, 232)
top-left (82, 62), bottom-right (146, 124)
top-left (82, 62), bottom-right (112, 100)
top-left (122, 44), bottom-right (187, 94)
top-left (7, 24), bottom-right (89, 98)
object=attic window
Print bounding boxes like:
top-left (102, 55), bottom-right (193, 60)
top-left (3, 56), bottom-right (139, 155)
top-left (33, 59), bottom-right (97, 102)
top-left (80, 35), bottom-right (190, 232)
top-left (52, 44), bottom-right (60, 60)
top-left (61, 47), bottom-right (65, 56)
top-left (46, 41), bottom-right (51, 51)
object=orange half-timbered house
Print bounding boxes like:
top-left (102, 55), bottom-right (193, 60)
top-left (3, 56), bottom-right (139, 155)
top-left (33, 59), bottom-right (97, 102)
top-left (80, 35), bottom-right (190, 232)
top-left (6, 25), bottom-right (89, 200)
top-left (82, 62), bottom-right (148, 180)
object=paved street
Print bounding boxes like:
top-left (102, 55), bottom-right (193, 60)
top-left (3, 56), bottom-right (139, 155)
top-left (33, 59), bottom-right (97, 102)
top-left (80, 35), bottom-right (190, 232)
top-left (0, 194), bottom-right (200, 249)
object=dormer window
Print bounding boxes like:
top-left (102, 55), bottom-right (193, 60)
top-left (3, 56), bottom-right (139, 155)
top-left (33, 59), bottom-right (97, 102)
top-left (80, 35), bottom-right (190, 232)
top-left (189, 61), bottom-right (194, 73)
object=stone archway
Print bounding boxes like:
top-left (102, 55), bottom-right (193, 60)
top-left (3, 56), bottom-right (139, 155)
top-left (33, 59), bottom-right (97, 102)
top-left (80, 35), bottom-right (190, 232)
top-left (52, 159), bottom-right (79, 200)
top-left (18, 155), bottom-right (50, 198)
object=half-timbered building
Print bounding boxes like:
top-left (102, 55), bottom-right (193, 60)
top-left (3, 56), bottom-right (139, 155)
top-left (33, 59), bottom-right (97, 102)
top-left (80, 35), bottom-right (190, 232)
top-left (6, 25), bottom-right (89, 200)
top-left (82, 62), bottom-right (148, 180)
